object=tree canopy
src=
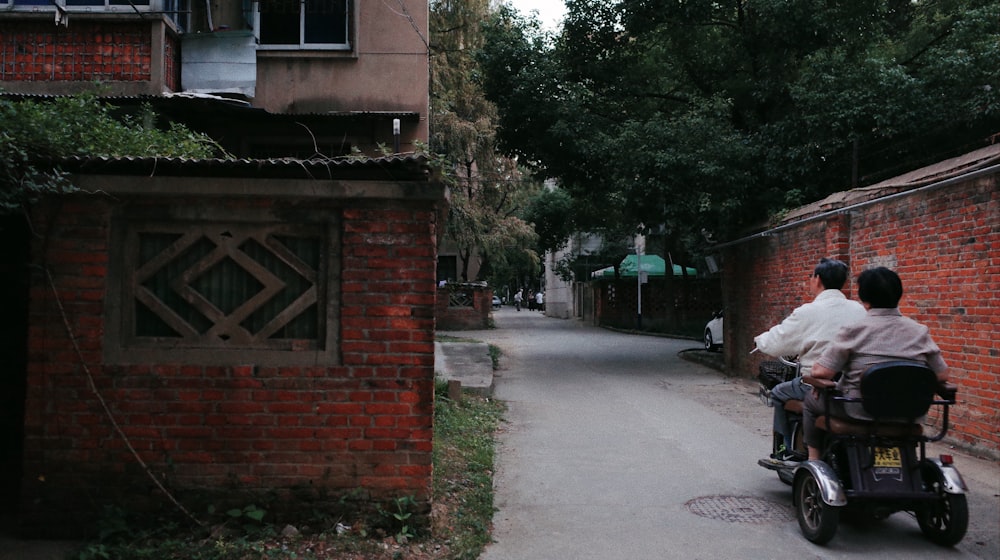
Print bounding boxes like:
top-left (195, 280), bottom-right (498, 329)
top-left (480, 0), bottom-right (1000, 259)
top-left (430, 0), bottom-right (541, 285)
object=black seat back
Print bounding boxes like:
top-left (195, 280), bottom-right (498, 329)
top-left (860, 361), bottom-right (937, 420)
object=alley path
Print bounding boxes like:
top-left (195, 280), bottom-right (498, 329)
top-left (452, 307), bottom-right (999, 560)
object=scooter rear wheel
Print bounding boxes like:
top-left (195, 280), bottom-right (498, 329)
top-left (795, 469), bottom-right (839, 544)
top-left (916, 474), bottom-right (968, 546)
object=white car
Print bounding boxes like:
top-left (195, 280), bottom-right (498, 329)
top-left (492, 296), bottom-right (502, 309)
top-left (704, 310), bottom-right (724, 352)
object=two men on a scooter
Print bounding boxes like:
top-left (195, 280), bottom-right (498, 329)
top-left (782, 267), bottom-right (964, 546)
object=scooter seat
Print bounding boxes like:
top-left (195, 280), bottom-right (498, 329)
top-left (783, 400), bottom-right (803, 414)
top-left (817, 415), bottom-right (923, 438)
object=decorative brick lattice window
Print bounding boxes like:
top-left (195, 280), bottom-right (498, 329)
top-left (447, 288), bottom-right (474, 308)
top-left (105, 213), bottom-right (340, 365)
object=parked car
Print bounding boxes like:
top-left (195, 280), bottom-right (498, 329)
top-left (704, 310), bottom-right (724, 352)
top-left (492, 296), bottom-right (502, 309)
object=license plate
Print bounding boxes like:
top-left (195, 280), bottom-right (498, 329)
top-left (874, 447), bottom-right (902, 468)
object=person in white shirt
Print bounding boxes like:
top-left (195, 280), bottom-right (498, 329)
top-left (755, 258), bottom-right (867, 466)
top-left (535, 290), bottom-right (544, 312)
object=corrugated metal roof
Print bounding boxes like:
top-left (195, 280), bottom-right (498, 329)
top-left (716, 141), bottom-right (1000, 249)
top-left (51, 153), bottom-right (433, 181)
top-left (782, 143), bottom-right (1000, 223)
top-left (0, 92), bottom-right (421, 121)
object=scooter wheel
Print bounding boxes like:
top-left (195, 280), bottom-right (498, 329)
top-left (794, 469), bottom-right (839, 544)
top-left (916, 472), bottom-right (968, 546)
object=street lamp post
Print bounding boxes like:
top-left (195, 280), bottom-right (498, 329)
top-left (636, 250), bottom-right (642, 330)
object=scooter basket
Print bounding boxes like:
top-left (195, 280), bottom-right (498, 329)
top-left (758, 361), bottom-right (795, 389)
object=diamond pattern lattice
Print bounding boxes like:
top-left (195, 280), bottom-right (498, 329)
top-left (133, 226), bottom-right (321, 348)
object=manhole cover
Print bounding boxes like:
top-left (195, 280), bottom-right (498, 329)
top-left (685, 495), bottom-right (795, 523)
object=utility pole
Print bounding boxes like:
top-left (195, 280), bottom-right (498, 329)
top-left (636, 248), bottom-right (644, 330)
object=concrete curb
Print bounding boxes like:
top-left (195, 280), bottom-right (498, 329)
top-left (434, 341), bottom-right (495, 396)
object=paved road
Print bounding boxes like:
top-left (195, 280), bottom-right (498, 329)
top-left (459, 307), bottom-right (999, 560)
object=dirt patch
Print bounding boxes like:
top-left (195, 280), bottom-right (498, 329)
top-left (671, 351), bottom-right (774, 437)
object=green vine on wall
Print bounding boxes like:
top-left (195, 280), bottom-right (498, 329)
top-left (0, 93), bottom-right (224, 214)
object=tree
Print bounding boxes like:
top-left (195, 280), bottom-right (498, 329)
top-left (480, 0), bottom-right (1000, 257)
top-left (429, 0), bottom-right (540, 284)
top-left (0, 94), bottom-right (221, 213)
top-left (524, 187), bottom-right (575, 255)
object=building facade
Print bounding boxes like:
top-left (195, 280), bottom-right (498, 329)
top-left (0, 0), bottom-right (429, 156)
top-left (1, 0), bottom-right (442, 536)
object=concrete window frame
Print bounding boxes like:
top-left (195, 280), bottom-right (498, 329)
top-left (7, 0), bottom-right (153, 9)
top-left (253, 0), bottom-right (353, 51)
top-left (103, 204), bottom-right (342, 367)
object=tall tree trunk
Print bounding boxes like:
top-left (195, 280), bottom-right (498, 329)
top-left (459, 247), bottom-right (471, 282)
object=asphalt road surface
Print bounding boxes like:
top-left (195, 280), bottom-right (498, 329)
top-left (462, 306), bottom-right (999, 560)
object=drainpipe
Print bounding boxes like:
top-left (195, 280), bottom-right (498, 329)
top-left (205, 0), bottom-right (214, 30)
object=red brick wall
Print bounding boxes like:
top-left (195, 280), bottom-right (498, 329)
top-left (164, 31), bottom-right (180, 92)
top-left (435, 285), bottom-right (493, 330)
top-left (19, 195), bottom-right (439, 535)
top-left (595, 277), bottom-right (723, 335)
top-left (721, 175), bottom-right (999, 458)
top-left (0, 21), bottom-right (153, 82)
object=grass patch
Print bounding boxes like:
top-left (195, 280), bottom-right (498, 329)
top-left (488, 345), bottom-right (501, 370)
top-left (70, 386), bottom-right (506, 560)
top-left (430, 382), bottom-right (506, 559)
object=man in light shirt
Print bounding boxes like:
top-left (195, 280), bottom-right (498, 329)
top-left (755, 258), bottom-right (867, 466)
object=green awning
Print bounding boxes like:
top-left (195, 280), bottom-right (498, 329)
top-left (591, 254), bottom-right (697, 278)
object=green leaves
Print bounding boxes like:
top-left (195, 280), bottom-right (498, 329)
top-left (430, 1), bottom-right (542, 284)
top-left (480, 0), bottom-right (1000, 254)
top-left (226, 504), bottom-right (267, 523)
top-left (0, 94), bottom-right (224, 214)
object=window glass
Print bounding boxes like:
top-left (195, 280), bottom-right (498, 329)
top-left (61, 0), bottom-right (152, 6)
top-left (162, 0), bottom-right (190, 31)
top-left (56, 0), bottom-right (150, 8)
top-left (304, 0), bottom-right (348, 45)
top-left (7, 0), bottom-right (152, 7)
top-left (259, 0), bottom-right (301, 46)
top-left (258, 0), bottom-right (350, 49)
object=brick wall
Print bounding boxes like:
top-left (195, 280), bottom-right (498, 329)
top-left (594, 277), bottom-right (723, 336)
top-left (435, 284), bottom-right (493, 330)
top-left (720, 170), bottom-right (999, 458)
top-left (19, 178), bottom-right (442, 535)
top-left (164, 31), bottom-right (180, 92)
top-left (1, 21), bottom-right (152, 82)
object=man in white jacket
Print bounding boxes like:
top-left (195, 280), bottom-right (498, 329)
top-left (755, 258), bottom-right (866, 466)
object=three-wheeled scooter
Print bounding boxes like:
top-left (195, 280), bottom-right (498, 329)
top-left (790, 361), bottom-right (968, 546)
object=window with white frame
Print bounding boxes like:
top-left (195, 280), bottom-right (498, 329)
top-left (64, 0), bottom-right (152, 8)
top-left (255, 0), bottom-right (351, 50)
top-left (161, 0), bottom-right (190, 31)
top-left (4, 0), bottom-right (152, 10)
